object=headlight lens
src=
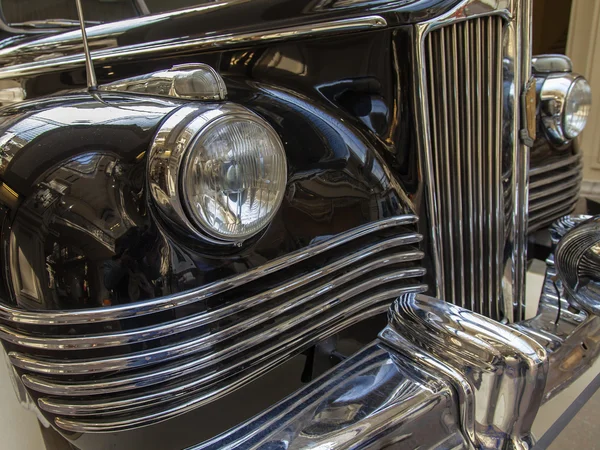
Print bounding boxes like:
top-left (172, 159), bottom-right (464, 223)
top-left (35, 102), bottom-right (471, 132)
top-left (564, 77), bottom-right (592, 139)
top-left (181, 115), bottom-right (287, 240)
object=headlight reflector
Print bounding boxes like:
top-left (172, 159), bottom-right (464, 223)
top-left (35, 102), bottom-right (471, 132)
top-left (148, 104), bottom-right (287, 244)
top-left (564, 77), bottom-right (592, 139)
top-left (182, 115), bottom-right (287, 240)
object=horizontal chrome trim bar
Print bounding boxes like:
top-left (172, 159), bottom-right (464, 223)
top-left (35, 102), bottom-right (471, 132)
top-left (0, 245), bottom-right (422, 351)
top-left (10, 270), bottom-right (426, 375)
top-left (49, 289), bottom-right (428, 433)
top-left (529, 174), bottom-right (583, 201)
top-left (0, 15), bottom-right (387, 80)
top-left (530, 166), bottom-right (582, 189)
top-left (529, 153), bottom-right (582, 177)
top-left (529, 204), bottom-right (578, 232)
top-left (38, 286), bottom-right (424, 418)
top-left (0, 215), bottom-right (416, 326)
top-left (529, 184), bottom-right (582, 211)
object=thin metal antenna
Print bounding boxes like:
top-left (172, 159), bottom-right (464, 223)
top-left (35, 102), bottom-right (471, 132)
top-left (75, 0), bottom-right (97, 91)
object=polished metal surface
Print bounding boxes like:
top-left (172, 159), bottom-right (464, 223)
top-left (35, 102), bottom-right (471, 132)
top-left (381, 293), bottom-right (547, 450)
top-left (414, 0), bottom-right (530, 321)
top-left (100, 64), bottom-right (227, 101)
top-left (0, 14), bottom-right (387, 80)
top-left (532, 54), bottom-right (573, 74)
top-left (555, 216), bottom-right (600, 315)
top-left (189, 342), bottom-right (467, 450)
top-left (0, 217), bottom-right (426, 432)
top-left (539, 72), bottom-right (589, 145)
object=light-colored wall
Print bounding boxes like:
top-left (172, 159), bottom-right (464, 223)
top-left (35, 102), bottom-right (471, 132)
top-left (567, 0), bottom-right (600, 181)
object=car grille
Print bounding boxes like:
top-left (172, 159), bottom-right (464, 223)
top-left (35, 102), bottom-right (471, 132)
top-left (423, 16), bottom-right (505, 319)
top-left (528, 152), bottom-right (583, 233)
top-left (0, 215), bottom-right (426, 432)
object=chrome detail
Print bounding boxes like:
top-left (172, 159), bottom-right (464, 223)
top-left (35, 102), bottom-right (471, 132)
top-left (555, 216), bottom-right (600, 315)
top-left (539, 72), bottom-right (591, 144)
top-left (189, 342), bottom-right (466, 450)
top-left (74, 0), bottom-right (97, 90)
top-left (549, 214), bottom-right (592, 244)
top-left (0, 15), bottom-right (387, 80)
top-left (99, 64), bottom-right (227, 101)
top-left (42, 287), bottom-right (428, 432)
top-left (416, 0), bottom-right (530, 321)
top-left (0, 215), bottom-right (418, 325)
top-left (381, 293), bottom-right (547, 449)
top-left (529, 154), bottom-right (583, 232)
top-left (0, 218), bottom-right (426, 431)
top-left (148, 103), bottom-right (286, 244)
top-left (532, 54), bottom-right (573, 74)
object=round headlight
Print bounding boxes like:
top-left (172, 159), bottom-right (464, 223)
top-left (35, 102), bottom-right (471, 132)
top-left (148, 104), bottom-right (287, 244)
top-left (564, 77), bottom-right (592, 140)
top-left (540, 73), bottom-right (592, 145)
top-left (181, 115), bottom-right (287, 240)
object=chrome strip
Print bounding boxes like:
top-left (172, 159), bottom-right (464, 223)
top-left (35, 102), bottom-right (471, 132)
top-left (0, 244), bottom-right (423, 351)
top-left (0, 215), bottom-right (417, 325)
top-left (38, 286), bottom-right (426, 419)
top-left (0, 15), bottom-right (387, 80)
top-left (9, 272), bottom-right (426, 375)
top-left (529, 153), bottom-right (582, 176)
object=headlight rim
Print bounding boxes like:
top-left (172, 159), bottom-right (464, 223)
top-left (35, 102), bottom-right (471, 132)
top-left (148, 103), bottom-right (287, 246)
top-left (179, 110), bottom-right (287, 242)
top-left (540, 72), bottom-right (592, 146)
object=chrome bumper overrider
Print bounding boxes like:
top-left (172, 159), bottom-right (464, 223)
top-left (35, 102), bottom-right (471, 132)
top-left (189, 215), bottom-right (600, 450)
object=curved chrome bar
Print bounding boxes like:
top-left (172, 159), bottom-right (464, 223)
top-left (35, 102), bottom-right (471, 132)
top-left (189, 342), bottom-right (467, 450)
top-left (380, 294), bottom-right (547, 450)
top-left (0, 215), bottom-right (418, 325)
top-left (555, 215), bottom-right (600, 315)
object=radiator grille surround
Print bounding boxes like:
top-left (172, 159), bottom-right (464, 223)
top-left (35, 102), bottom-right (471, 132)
top-left (423, 16), bottom-right (506, 319)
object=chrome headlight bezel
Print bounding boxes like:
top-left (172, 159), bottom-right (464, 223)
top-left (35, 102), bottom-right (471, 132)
top-left (539, 72), bottom-right (592, 146)
top-left (148, 103), bottom-right (287, 245)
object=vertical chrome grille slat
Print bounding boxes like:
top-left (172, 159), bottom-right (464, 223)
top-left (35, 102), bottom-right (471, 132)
top-left (424, 16), bottom-right (505, 319)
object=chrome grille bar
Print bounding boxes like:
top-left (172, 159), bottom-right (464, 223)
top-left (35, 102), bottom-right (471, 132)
top-left (0, 217), bottom-right (427, 432)
top-left (424, 16), bottom-right (505, 319)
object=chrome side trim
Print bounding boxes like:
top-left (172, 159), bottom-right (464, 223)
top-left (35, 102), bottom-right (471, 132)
top-left (48, 288), bottom-right (427, 432)
top-left (0, 245), bottom-right (423, 351)
top-left (0, 15), bottom-right (387, 80)
top-left (0, 215), bottom-right (417, 325)
top-left (10, 274), bottom-right (426, 375)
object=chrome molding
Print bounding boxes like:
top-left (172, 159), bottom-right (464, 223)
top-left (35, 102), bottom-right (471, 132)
top-left (413, 0), bottom-right (531, 321)
top-left (555, 216), bottom-right (600, 315)
top-left (0, 215), bottom-right (418, 325)
top-left (99, 63), bottom-right (227, 101)
top-left (0, 15), bottom-right (387, 80)
top-left (0, 217), bottom-right (427, 432)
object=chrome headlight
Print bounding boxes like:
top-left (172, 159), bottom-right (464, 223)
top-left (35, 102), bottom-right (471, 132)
top-left (149, 104), bottom-right (287, 244)
top-left (540, 73), bottom-right (592, 145)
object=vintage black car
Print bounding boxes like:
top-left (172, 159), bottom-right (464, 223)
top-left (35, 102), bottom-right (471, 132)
top-left (0, 0), bottom-right (596, 449)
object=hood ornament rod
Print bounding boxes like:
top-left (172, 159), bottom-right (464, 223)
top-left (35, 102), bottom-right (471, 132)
top-left (75, 0), bottom-right (97, 91)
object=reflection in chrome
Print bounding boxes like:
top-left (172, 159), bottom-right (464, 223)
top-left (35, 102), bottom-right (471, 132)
top-left (0, 15), bottom-right (387, 80)
top-left (414, 0), bottom-right (529, 322)
top-left (191, 342), bottom-right (466, 450)
top-left (555, 216), bottom-right (600, 316)
top-left (0, 215), bottom-right (420, 325)
top-left (100, 64), bottom-right (227, 101)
